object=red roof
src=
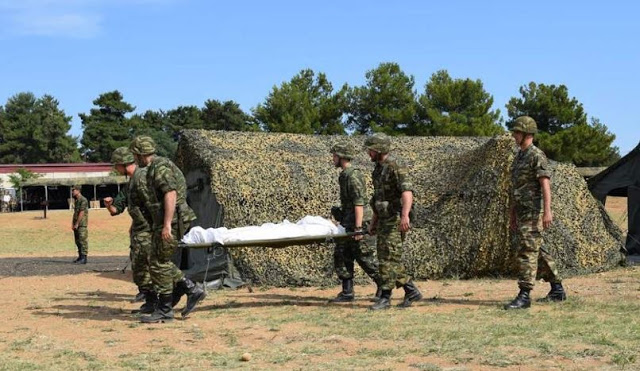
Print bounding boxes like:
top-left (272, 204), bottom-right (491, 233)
top-left (0, 163), bottom-right (113, 174)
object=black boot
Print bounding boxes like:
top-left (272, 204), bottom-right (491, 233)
top-left (75, 254), bottom-right (87, 264)
top-left (370, 290), bottom-right (392, 311)
top-left (538, 282), bottom-right (567, 302)
top-left (329, 279), bottom-right (355, 303)
top-left (131, 290), bottom-right (146, 303)
top-left (176, 277), bottom-right (206, 318)
top-left (398, 280), bottom-right (423, 308)
top-left (171, 282), bottom-right (187, 307)
top-left (504, 289), bottom-right (531, 310)
top-left (141, 294), bottom-right (174, 323)
top-left (138, 290), bottom-right (158, 314)
top-left (370, 285), bottom-right (382, 302)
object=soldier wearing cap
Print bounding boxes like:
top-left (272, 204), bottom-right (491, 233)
top-left (505, 116), bottom-right (566, 310)
top-left (329, 142), bottom-right (382, 303)
top-left (71, 184), bottom-right (89, 264)
top-left (364, 133), bottom-right (423, 310)
top-left (104, 147), bottom-right (156, 314)
top-left (129, 136), bottom-right (205, 323)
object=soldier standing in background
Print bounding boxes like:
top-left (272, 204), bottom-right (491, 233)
top-left (365, 133), bottom-right (422, 311)
top-left (505, 116), bottom-right (566, 310)
top-left (71, 185), bottom-right (89, 264)
top-left (104, 147), bottom-right (157, 314)
top-left (329, 142), bottom-right (382, 303)
top-left (130, 136), bottom-right (205, 323)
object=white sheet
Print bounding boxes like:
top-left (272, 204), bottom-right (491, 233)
top-left (181, 215), bottom-right (345, 245)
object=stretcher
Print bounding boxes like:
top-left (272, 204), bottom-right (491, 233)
top-left (178, 231), bottom-right (365, 250)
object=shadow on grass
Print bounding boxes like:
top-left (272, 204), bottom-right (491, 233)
top-left (0, 256), bottom-right (129, 277)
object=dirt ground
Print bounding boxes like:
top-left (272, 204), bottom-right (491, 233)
top-left (0, 203), bottom-right (637, 370)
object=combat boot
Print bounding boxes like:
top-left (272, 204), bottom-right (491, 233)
top-left (537, 282), bottom-right (567, 302)
top-left (72, 248), bottom-right (82, 263)
top-left (171, 282), bottom-right (187, 307)
top-left (504, 289), bottom-right (531, 310)
top-left (398, 280), bottom-right (423, 308)
top-left (138, 290), bottom-right (158, 314)
top-left (141, 294), bottom-right (174, 323)
top-left (131, 289), bottom-right (146, 303)
top-left (176, 277), bottom-right (207, 318)
top-left (370, 290), bottom-right (392, 311)
top-left (370, 285), bottom-right (382, 302)
top-left (75, 254), bottom-right (87, 264)
top-left (329, 279), bottom-right (355, 303)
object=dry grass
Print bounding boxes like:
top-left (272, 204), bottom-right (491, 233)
top-left (0, 204), bottom-right (638, 370)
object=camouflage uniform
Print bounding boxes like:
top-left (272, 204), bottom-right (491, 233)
top-left (334, 166), bottom-right (380, 282)
top-left (511, 144), bottom-right (562, 290)
top-left (111, 167), bottom-right (153, 291)
top-left (144, 156), bottom-right (197, 295)
top-left (371, 155), bottom-right (413, 290)
top-left (73, 194), bottom-right (89, 256)
top-left (131, 136), bottom-right (205, 322)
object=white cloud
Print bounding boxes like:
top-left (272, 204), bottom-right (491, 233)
top-left (0, 0), bottom-right (174, 38)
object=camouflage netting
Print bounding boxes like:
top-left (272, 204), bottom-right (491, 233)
top-left (176, 130), bottom-right (625, 287)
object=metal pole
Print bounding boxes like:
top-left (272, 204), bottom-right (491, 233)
top-left (44, 185), bottom-right (48, 219)
top-left (69, 187), bottom-right (72, 209)
top-left (20, 186), bottom-right (23, 212)
top-left (93, 184), bottom-right (97, 208)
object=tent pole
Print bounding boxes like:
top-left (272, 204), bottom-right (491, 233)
top-left (20, 186), bottom-right (23, 212)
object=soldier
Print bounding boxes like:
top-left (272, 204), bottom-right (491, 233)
top-left (505, 116), bottom-right (567, 310)
top-left (103, 147), bottom-right (156, 314)
top-left (329, 142), bottom-right (382, 303)
top-left (71, 185), bottom-right (89, 264)
top-left (365, 133), bottom-right (422, 310)
top-left (129, 136), bottom-right (206, 323)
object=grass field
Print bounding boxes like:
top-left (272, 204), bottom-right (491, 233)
top-left (0, 204), bottom-right (638, 370)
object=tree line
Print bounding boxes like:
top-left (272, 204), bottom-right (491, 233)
top-left (0, 63), bottom-right (620, 166)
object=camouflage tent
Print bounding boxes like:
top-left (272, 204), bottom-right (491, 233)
top-left (588, 141), bottom-right (640, 254)
top-left (177, 130), bottom-right (625, 287)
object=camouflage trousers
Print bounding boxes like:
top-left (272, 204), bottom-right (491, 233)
top-left (376, 216), bottom-right (410, 290)
top-left (334, 230), bottom-right (380, 283)
top-left (130, 230), bottom-right (153, 291)
top-left (516, 215), bottom-right (562, 290)
top-left (150, 224), bottom-right (186, 295)
top-left (74, 227), bottom-right (88, 255)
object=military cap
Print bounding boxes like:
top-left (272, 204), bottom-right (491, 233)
top-left (129, 136), bottom-right (156, 155)
top-left (330, 142), bottom-right (357, 160)
top-left (111, 147), bottom-right (135, 165)
top-left (511, 116), bottom-right (538, 134)
top-left (364, 132), bottom-right (391, 153)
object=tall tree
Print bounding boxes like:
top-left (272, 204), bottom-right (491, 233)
top-left (347, 62), bottom-right (417, 135)
top-left (411, 70), bottom-right (504, 136)
top-left (80, 91), bottom-right (135, 162)
top-left (129, 110), bottom-right (177, 159)
top-left (202, 99), bottom-right (258, 132)
top-left (0, 92), bottom-right (80, 163)
top-left (506, 82), bottom-right (587, 134)
top-left (506, 82), bottom-right (619, 166)
top-left (165, 105), bottom-right (204, 140)
top-left (253, 69), bottom-right (348, 134)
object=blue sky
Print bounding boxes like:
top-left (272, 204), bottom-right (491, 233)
top-left (1, 1), bottom-right (638, 155)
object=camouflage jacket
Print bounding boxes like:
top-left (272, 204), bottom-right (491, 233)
top-left (144, 156), bottom-right (196, 230)
top-left (338, 166), bottom-right (371, 228)
top-left (112, 167), bottom-right (151, 233)
top-left (511, 144), bottom-right (551, 216)
top-left (370, 155), bottom-right (413, 220)
top-left (73, 195), bottom-right (89, 227)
